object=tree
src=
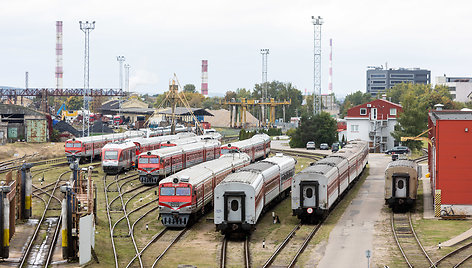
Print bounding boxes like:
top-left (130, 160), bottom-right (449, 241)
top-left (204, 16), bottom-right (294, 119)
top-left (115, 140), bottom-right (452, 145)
top-left (183, 84), bottom-right (196, 93)
top-left (339, 91), bottom-right (373, 118)
top-left (389, 84), bottom-right (456, 151)
top-left (288, 112), bottom-right (337, 148)
top-left (66, 96), bottom-right (83, 110)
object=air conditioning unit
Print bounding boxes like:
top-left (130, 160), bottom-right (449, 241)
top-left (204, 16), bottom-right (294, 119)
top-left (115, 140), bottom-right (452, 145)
top-left (367, 104), bottom-right (372, 107)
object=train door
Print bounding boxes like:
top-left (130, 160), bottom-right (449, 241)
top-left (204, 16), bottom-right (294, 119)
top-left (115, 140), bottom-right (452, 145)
top-left (224, 192), bottom-right (245, 223)
top-left (300, 181), bottom-right (319, 208)
top-left (370, 108), bottom-right (377, 120)
top-left (393, 175), bottom-right (409, 198)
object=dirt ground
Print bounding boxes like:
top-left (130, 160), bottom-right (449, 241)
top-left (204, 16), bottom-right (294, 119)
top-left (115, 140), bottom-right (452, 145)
top-left (0, 142), bottom-right (65, 162)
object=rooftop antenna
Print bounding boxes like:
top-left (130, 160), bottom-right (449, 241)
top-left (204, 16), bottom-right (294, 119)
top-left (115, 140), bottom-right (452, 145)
top-left (79, 20), bottom-right (95, 137)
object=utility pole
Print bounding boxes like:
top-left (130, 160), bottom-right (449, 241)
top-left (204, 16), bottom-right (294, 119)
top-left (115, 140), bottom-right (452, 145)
top-left (79, 21), bottom-right (95, 137)
top-left (260, 48), bottom-right (269, 127)
top-left (312, 16), bottom-right (323, 115)
top-left (117, 56), bottom-right (125, 121)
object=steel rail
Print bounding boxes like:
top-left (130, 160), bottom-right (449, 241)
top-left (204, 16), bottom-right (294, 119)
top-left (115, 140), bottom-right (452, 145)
top-left (287, 223), bottom-right (322, 268)
top-left (151, 228), bottom-right (188, 268)
top-left (432, 241), bottom-right (472, 267)
top-left (103, 175), bottom-right (119, 268)
top-left (261, 224), bottom-right (301, 268)
top-left (18, 170), bottom-right (69, 267)
top-left (391, 213), bottom-right (413, 268)
top-left (408, 212), bottom-right (436, 267)
top-left (44, 214), bottom-right (62, 267)
top-left (220, 236), bottom-right (227, 268)
top-left (244, 235), bottom-right (251, 268)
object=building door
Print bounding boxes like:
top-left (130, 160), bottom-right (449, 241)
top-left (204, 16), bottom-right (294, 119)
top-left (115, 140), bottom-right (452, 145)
top-left (371, 108), bottom-right (378, 120)
top-left (394, 177), bottom-right (407, 198)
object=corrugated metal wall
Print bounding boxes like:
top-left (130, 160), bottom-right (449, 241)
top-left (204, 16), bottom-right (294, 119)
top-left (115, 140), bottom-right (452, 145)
top-left (26, 119), bottom-right (49, 143)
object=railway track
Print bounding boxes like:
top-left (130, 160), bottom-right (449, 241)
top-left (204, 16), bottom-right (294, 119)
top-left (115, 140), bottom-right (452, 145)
top-left (19, 170), bottom-right (68, 268)
top-left (220, 234), bottom-right (250, 268)
top-left (391, 212), bottom-right (435, 268)
top-left (261, 222), bottom-right (322, 268)
top-left (432, 240), bottom-right (472, 267)
top-left (271, 148), bottom-right (326, 161)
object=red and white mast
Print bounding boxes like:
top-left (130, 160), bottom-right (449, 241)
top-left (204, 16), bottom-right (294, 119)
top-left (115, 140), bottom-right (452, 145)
top-left (56, 21), bottom-right (63, 89)
top-left (328, 38), bottom-right (333, 94)
top-left (201, 60), bottom-right (208, 95)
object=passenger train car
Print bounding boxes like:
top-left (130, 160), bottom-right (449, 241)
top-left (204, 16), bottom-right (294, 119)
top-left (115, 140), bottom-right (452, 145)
top-left (220, 134), bottom-right (271, 162)
top-left (101, 141), bottom-right (138, 174)
top-left (214, 154), bottom-right (296, 233)
top-left (65, 130), bottom-right (144, 162)
top-left (158, 153), bottom-right (251, 227)
top-left (137, 139), bottom-right (221, 185)
top-left (384, 159), bottom-right (420, 211)
top-left (291, 140), bottom-right (368, 222)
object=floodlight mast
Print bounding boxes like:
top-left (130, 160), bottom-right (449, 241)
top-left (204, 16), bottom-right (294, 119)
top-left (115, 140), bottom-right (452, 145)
top-left (312, 16), bottom-right (323, 115)
top-left (79, 20), bottom-right (95, 137)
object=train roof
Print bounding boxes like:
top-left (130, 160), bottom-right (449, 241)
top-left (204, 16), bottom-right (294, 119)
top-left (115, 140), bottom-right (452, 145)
top-left (67, 130), bottom-right (144, 143)
top-left (160, 153), bottom-right (251, 186)
top-left (386, 159), bottom-right (418, 170)
top-left (102, 141), bottom-right (137, 150)
top-left (139, 140), bottom-right (218, 157)
top-left (222, 133), bottom-right (270, 148)
top-left (316, 156), bottom-right (346, 167)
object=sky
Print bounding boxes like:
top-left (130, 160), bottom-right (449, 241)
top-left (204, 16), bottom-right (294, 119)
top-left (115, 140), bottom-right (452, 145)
top-left (1, 0), bottom-right (472, 99)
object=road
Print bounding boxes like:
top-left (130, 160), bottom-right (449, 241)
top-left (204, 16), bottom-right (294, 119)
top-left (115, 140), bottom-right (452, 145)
top-left (318, 153), bottom-right (390, 268)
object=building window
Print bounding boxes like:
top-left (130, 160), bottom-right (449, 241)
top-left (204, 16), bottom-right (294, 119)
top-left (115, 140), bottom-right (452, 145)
top-left (351, 125), bottom-right (359, 132)
top-left (390, 74), bottom-right (414, 78)
top-left (390, 108), bottom-right (397, 116)
top-left (390, 80), bottom-right (412, 85)
top-left (360, 108), bottom-right (367, 115)
top-left (451, 94), bottom-right (456, 99)
top-left (371, 80), bottom-right (386, 84)
top-left (370, 74), bottom-right (386, 78)
top-left (448, 87), bottom-right (456, 92)
top-left (370, 86), bottom-right (386, 90)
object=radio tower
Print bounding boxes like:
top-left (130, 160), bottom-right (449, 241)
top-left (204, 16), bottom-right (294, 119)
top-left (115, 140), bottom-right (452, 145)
top-left (124, 64), bottom-right (130, 95)
top-left (55, 21), bottom-right (63, 90)
top-left (329, 38), bottom-right (333, 95)
top-left (201, 60), bottom-right (208, 95)
top-left (260, 48), bottom-right (269, 126)
top-left (79, 21), bottom-right (95, 137)
top-left (312, 16), bottom-right (323, 115)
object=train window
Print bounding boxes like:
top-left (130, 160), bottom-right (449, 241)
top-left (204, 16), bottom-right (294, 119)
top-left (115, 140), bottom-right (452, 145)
top-left (66, 143), bottom-right (74, 148)
top-left (160, 187), bottom-right (175, 196)
top-left (176, 187), bottom-right (191, 196)
top-left (138, 158), bottom-right (148, 164)
top-left (397, 180), bottom-right (404, 189)
top-left (74, 143), bottom-right (81, 148)
top-left (149, 157), bottom-right (159, 164)
top-left (221, 149), bottom-right (230, 154)
top-left (231, 200), bottom-right (239, 211)
top-left (306, 188), bottom-right (313, 198)
top-left (104, 151), bottom-right (118, 160)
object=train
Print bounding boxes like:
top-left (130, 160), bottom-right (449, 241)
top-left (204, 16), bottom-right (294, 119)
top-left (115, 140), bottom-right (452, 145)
top-left (65, 130), bottom-right (145, 162)
top-left (158, 153), bottom-right (251, 228)
top-left (384, 159), bottom-right (420, 211)
top-left (291, 140), bottom-right (368, 223)
top-left (137, 139), bottom-right (221, 185)
top-left (220, 134), bottom-right (271, 162)
top-left (214, 153), bottom-right (297, 233)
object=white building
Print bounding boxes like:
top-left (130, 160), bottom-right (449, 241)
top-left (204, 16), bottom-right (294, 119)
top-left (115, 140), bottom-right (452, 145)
top-left (345, 99), bottom-right (402, 153)
top-left (436, 76), bottom-right (472, 102)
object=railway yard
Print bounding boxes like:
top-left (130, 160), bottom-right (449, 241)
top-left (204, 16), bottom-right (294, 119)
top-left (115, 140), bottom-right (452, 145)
top-left (0, 137), bottom-right (471, 268)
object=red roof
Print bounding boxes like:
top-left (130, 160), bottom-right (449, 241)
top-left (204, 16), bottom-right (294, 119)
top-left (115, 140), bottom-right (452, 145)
top-left (346, 99), bottom-right (403, 120)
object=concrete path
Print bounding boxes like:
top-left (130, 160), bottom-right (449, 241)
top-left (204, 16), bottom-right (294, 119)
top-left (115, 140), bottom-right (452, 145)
top-left (421, 164), bottom-right (435, 219)
top-left (318, 153), bottom-right (390, 268)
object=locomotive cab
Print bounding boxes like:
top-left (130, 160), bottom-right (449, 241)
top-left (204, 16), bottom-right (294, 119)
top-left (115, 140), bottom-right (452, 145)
top-left (159, 177), bottom-right (193, 228)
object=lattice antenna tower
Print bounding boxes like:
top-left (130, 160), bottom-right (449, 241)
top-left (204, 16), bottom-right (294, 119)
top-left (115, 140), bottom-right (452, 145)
top-left (56, 21), bottom-right (63, 90)
top-left (124, 64), bottom-right (130, 95)
top-left (116, 56), bottom-right (126, 119)
top-left (312, 16), bottom-right (323, 115)
top-left (79, 20), bottom-right (95, 137)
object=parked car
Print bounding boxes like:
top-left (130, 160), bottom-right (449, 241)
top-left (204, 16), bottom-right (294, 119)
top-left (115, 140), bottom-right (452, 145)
top-left (306, 141), bottom-right (316, 150)
top-left (332, 142), bottom-right (340, 152)
top-left (385, 146), bottom-right (410, 155)
top-left (320, 143), bottom-right (330, 150)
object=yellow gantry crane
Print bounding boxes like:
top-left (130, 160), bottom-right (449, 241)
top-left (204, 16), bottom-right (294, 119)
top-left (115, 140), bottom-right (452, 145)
top-left (221, 98), bottom-right (291, 128)
top-left (401, 128), bottom-right (432, 146)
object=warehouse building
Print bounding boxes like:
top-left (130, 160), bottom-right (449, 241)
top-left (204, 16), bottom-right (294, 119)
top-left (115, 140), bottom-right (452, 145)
top-left (428, 109), bottom-right (472, 216)
top-left (0, 104), bottom-right (51, 143)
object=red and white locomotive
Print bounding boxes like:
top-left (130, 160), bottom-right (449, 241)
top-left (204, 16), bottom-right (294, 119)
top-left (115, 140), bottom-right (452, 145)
top-left (159, 152), bottom-right (251, 227)
top-left (220, 133), bottom-right (271, 162)
top-left (137, 139), bottom-right (221, 185)
top-left (65, 130), bottom-right (144, 162)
